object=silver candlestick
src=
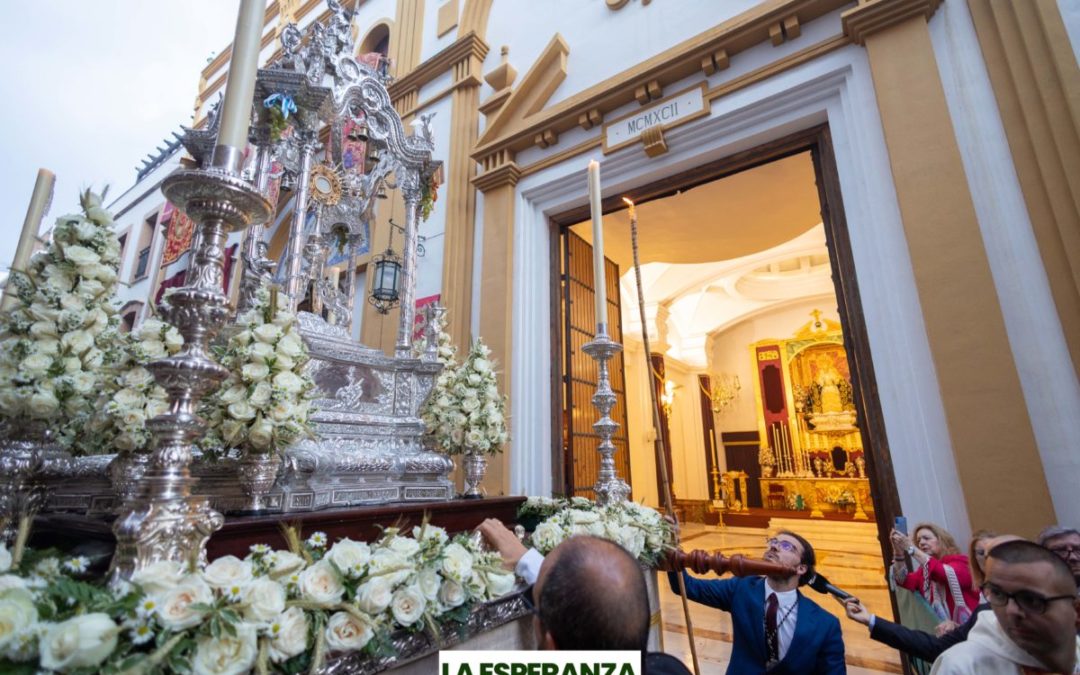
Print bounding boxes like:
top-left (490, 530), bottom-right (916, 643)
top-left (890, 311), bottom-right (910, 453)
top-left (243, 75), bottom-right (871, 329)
top-left (109, 152), bottom-right (271, 583)
top-left (582, 326), bottom-right (631, 505)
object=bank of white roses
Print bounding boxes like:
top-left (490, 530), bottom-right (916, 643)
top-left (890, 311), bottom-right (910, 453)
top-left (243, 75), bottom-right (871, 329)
top-left (201, 290), bottom-right (314, 457)
top-left (422, 333), bottom-right (508, 456)
top-left (526, 498), bottom-right (674, 567)
top-left (83, 318), bottom-right (183, 454)
top-left (0, 190), bottom-right (123, 452)
top-left (0, 523), bottom-right (515, 673)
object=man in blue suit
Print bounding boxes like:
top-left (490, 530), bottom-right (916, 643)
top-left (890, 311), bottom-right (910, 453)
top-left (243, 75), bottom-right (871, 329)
top-left (669, 529), bottom-right (846, 674)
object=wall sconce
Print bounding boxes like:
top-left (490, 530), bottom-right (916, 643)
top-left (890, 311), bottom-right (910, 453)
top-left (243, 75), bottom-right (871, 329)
top-left (701, 374), bottom-right (741, 414)
top-left (660, 379), bottom-right (678, 417)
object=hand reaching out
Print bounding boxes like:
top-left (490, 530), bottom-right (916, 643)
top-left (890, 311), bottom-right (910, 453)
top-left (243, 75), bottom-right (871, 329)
top-left (837, 596), bottom-right (872, 626)
top-left (477, 518), bottom-right (527, 571)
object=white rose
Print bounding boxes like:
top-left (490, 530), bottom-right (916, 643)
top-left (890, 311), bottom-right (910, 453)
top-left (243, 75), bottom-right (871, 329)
top-left (87, 263), bottom-right (117, 284)
top-left (417, 568), bottom-right (441, 602)
top-left (242, 363), bottom-right (270, 382)
top-left (191, 623), bottom-right (257, 675)
top-left (272, 371), bottom-right (304, 394)
top-left (123, 367), bottom-right (155, 389)
top-left (266, 551), bottom-right (305, 579)
top-left (388, 536), bottom-right (421, 558)
top-left (140, 340), bottom-right (167, 360)
top-left (202, 556), bottom-right (253, 590)
top-left (61, 330), bottom-right (93, 355)
top-left (484, 570), bottom-right (515, 598)
top-left (35, 338), bottom-right (60, 356)
top-left (70, 372), bottom-right (96, 395)
top-left (391, 586), bottom-right (426, 626)
top-left (241, 577), bottom-right (286, 624)
top-left (73, 220), bottom-right (98, 242)
top-left (473, 358), bottom-right (492, 374)
top-left (531, 521), bottom-right (565, 553)
top-left (324, 611), bottom-right (373, 653)
top-left (130, 560), bottom-right (184, 595)
top-left (269, 401), bottom-right (294, 423)
top-left (86, 206), bottom-right (113, 226)
top-left (298, 560), bottom-right (344, 604)
top-left (28, 302), bottom-right (59, 323)
top-left (113, 388), bottom-right (143, 409)
top-left (227, 401), bottom-right (256, 422)
top-left (465, 429), bottom-right (484, 446)
top-left (120, 409), bottom-right (146, 430)
top-left (219, 385), bottom-right (247, 405)
top-left (274, 354), bottom-right (296, 371)
top-left (253, 323), bottom-right (282, 344)
top-left (249, 381), bottom-right (272, 406)
top-left (268, 606), bottom-right (308, 662)
top-left (0, 589), bottom-right (37, 654)
top-left (164, 327), bottom-right (184, 352)
top-left (355, 576), bottom-right (393, 614)
top-left (272, 310), bottom-right (296, 328)
top-left (248, 417), bottom-right (274, 450)
top-left (63, 245), bottom-right (99, 267)
top-left (39, 612), bottom-right (119, 671)
top-left (437, 579), bottom-right (466, 609)
top-left (137, 319), bottom-right (164, 340)
top-left (155, 576), bottom-right (213, 630)
top-left (440, 543), bottom-right (474, 583)
top-left (76, 278), bottom-right (104, 298)
top-left (276, 333), bottom-right (304, 358)
top-left (20, 353), bottom-right (52, 377)
top-left (249, 341), bottom-right (274, 363)
top-left (30, 321), bottom-right (58, 339)
top-left (327, 539), bottom-right (371, 578)
top-left (221, 419), bottom-right (244, 445)
top-left (412, 525), bottom-right (448, 547)
top-left (28, 390), bottom-right (60, 418)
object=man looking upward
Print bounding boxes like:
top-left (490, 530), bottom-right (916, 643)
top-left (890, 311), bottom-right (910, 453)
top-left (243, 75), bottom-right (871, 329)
top-left (668, 529), bottom-right (846, 674)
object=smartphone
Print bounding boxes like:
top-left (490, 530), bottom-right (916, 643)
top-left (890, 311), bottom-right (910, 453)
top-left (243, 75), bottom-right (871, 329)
top-left (894, 515), bottom-right (908, 535)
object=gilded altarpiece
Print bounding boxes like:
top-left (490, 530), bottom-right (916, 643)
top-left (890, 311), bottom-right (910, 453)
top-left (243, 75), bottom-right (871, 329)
top-left (751, 312), bottom-right (872, 519)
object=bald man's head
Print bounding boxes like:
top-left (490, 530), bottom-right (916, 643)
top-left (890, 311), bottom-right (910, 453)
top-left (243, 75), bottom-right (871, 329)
top-left (534, 535), bottom-right (650, 651)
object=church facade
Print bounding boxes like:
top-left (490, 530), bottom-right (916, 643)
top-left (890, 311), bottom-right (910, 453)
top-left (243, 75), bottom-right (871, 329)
top-left (107, 0), bottom-right (1080, 546)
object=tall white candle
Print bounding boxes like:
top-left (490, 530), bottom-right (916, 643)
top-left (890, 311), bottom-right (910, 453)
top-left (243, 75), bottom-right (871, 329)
top-left (3, 169), bottom-right (54, 310)
top-left (587, 160), bottom-right (607, 328)
top-left (216, 0), bottom-right (265, 151)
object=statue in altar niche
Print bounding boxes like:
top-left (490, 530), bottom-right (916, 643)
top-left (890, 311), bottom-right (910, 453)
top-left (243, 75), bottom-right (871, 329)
top-left (797, 349), bottom-right (857, 432)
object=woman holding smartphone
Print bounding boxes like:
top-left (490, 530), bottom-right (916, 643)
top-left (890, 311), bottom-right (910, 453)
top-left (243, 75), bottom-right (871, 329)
top-left (890, 522), bottom-right (981, 636)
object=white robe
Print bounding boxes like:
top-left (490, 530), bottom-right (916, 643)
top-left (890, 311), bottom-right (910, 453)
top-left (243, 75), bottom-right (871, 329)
top-left (930, 610), bottom-right (1080, 674)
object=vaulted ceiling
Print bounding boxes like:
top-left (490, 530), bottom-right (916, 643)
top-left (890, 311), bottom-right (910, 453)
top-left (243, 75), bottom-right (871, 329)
top-left (570, 151), bottom-right (835, 368)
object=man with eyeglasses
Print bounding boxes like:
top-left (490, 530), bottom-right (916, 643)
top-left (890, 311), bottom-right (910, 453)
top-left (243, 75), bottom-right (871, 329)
top-left (1038, 526), bottom-right (1080, 587)
top-left (930, 540), bottom-right (1079, 675)
top-left (667, 529), bottom-right (845, 674)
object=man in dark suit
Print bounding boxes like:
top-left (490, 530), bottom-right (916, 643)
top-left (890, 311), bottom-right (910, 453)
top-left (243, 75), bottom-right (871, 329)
top-left (668, 529), bottom-right (846, 674)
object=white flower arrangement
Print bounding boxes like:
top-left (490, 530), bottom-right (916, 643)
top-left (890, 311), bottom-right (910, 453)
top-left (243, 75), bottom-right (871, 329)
top-left (0, 522), bottom-right (515, 674)
top-left (525, 499), bottom-right (674, 567)
top-left (422, 336), bottom-right (508, 456)
top-left (83, 318), bottom-right (183, 454)
top-left (0, 189), bottom-right (122, 452)
top-left (200, 289), bottom-right (314, 456)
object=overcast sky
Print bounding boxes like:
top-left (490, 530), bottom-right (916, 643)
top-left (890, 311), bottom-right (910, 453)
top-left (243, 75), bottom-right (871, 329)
top-left (0, 2), bottom-right (243, 271)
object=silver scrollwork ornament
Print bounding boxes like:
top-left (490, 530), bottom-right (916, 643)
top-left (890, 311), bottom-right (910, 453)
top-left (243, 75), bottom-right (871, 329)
top-left (0, 421), bottom-right (69, 543)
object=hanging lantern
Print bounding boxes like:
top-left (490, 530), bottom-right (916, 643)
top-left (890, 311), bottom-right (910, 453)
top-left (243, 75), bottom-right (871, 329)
top-left (368, 247), bottom-right (402, 313)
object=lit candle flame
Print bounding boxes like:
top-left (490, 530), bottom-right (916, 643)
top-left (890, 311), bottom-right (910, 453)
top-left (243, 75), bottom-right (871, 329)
top-left (622, 197), bottom-right (636, 220)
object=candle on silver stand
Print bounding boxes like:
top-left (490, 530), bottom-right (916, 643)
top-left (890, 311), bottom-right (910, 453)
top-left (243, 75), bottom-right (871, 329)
top-left (109, 0), bottom-right (272, 583)
top-left (582, 162), bottom-right (629, 505)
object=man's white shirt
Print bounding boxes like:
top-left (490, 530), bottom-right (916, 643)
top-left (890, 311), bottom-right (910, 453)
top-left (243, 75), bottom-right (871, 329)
top-left (765, 583), bottom-right (799, 661)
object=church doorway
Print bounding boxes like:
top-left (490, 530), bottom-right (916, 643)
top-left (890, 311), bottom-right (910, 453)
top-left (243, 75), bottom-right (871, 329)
top-left (550, 125), bottom-right (901, 558)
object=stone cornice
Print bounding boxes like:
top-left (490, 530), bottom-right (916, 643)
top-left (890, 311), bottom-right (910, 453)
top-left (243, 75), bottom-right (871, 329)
top-left (472, 162), bottom-right (521, 192)
top-left (469, 0), bottom-right (849, 162)
top-left (842, 0), bottom-right (942, 45)
top-left (389, 32), bottom-right (490, 99)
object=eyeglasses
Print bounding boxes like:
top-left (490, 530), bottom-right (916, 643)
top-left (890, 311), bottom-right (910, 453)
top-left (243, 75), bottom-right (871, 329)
top-left (766, 538), bottom-right (800, 555)
top-left (981, 582), bottom-right (1076, 615)
top-left (1048, 545), bottom-right (1080, 560)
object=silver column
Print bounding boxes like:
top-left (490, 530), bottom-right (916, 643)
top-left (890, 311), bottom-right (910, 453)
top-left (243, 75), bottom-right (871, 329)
top-left (395, 180), bottom-right (422, 357)
top-left (284, 134), bottom-right (317, 308)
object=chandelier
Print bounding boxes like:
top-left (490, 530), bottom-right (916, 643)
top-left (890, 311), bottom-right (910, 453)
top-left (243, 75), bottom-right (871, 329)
top-left (701, 374), bottom-right (741, 414)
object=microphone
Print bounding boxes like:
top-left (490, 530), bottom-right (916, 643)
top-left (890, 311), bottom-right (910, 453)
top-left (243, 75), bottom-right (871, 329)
top-left (806, 572), bottom-right (854, 601)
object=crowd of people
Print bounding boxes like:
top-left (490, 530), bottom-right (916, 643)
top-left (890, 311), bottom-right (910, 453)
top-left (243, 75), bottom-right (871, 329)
top-left (478, 518), bottom-right (1080, 675)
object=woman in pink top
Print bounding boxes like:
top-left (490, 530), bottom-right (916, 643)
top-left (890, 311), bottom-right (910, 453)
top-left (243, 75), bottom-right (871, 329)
top-left (890, 522), bottom-right (982, 636)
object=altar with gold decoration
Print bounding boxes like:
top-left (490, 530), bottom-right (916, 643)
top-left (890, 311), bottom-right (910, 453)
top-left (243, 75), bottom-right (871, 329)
top-left (750, 311), bottom-right (873, 520)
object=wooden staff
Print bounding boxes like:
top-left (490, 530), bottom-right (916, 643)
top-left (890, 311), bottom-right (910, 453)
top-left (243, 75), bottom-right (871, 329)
top-left (662, 549), bottom-right (797, 578)
top-left (624, 198), bottom-right (700, 674)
